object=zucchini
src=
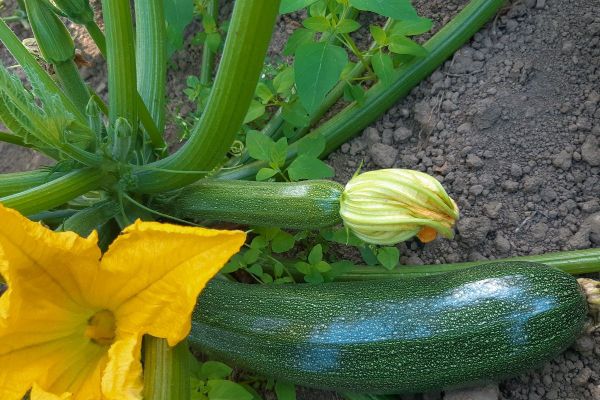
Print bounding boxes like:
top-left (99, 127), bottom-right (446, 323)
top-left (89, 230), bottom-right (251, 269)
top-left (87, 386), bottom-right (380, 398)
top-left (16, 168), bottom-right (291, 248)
top-left (190, 262), bottom-right (588, 393)
top-left (158, 179), bottom-right (344, 229)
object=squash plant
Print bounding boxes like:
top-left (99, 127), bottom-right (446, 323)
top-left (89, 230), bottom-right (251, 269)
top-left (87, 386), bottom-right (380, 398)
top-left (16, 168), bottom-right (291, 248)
top-left (1, 0), bottom-right (599, 398)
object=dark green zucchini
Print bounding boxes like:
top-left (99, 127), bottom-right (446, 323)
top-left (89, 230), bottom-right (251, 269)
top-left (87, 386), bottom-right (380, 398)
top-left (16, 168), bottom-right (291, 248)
top-left (189, 262), bottom-right (588, 393)
top-left (157, 179), bottom-right (344, 229)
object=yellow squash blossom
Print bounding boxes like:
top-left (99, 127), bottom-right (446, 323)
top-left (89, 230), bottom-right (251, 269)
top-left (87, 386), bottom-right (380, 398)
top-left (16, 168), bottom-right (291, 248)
top-left (0, 204), bottom-right (246, 399)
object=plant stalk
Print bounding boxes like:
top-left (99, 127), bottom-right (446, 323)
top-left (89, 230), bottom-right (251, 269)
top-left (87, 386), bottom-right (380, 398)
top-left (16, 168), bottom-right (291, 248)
top-left (0, 169), bottom-right (64, 197)
top-left (101, 0), bottom-right (137, 132)
top-left (143, 337), bottom-right (190, 400)
top-left (218, 0), bottom-right (505, 180)
top-left (0, 168), bottom-right (108, 215)
top-left (54, 60), bottom-right (91, 114)
top-left (275, 249), bottom-right (600, 281)
top-left (132, 0), bottom-right (281, 193)
top-left (135, 0), bottom-right (167, 132)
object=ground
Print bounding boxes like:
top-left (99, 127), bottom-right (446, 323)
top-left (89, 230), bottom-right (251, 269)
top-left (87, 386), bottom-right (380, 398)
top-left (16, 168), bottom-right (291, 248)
top-left (1, 0), bottom-right (600, 399)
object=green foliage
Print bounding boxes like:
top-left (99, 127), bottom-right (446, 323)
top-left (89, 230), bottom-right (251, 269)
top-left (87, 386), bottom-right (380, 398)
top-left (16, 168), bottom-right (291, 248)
top-left (348, 0), bottom-right (417, 20)
top-left (190, 359), bottom-right (256, 400)
top-left (164, 0), bottom-right (195, 55)
top-left (246, 131), bottom-right (333, 181)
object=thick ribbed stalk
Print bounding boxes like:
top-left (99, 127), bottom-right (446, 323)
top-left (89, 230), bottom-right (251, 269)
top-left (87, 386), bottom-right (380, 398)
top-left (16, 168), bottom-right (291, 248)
top-left (0, 169), bottom-right (64, 197)
top-left (0, 168), bottom-right (108, 215)
top-left (199, 0), bottom-right (218, 85)
top-left (132, 0), bottom-right (280, 193)
top-left (143, 337), bottom-right (190, 400)
top-left (135, 0), bottom-right (166, 131)
top-left (0, 18), bottom-right (85, 122)
top-left (84, 19), bottom-right (166, 152)
top-left (101, 0), bottom-right (137, 132)
top-left (218, 0), bottom-right (504, 180)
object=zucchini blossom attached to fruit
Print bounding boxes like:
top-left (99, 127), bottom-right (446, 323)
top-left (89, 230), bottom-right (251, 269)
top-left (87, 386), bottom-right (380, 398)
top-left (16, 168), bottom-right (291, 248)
top-left (340, 169), bottom-right (459, 245)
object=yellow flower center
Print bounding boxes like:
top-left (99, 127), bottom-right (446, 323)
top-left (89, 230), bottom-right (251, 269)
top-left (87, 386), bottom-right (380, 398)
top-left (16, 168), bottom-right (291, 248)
top-left (85, 310), bottom-right (116, 346)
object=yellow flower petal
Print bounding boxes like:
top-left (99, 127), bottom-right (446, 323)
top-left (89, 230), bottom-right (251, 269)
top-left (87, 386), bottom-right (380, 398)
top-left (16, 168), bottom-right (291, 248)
top-left (0, 204), bottom-right (101, 310)
top-left (0, 335), bottom-right (80, 400)
top-left (97, 220), bottom-right (246, 345)
top-left (31, 384), bottom-right (72, 400)
top-left (101, 333), bottom-right (143, 400)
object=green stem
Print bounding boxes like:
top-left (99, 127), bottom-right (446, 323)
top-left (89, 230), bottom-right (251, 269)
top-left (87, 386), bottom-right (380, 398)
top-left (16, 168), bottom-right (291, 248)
top-left (135, 0), bottom-right (167, 131)
top-left (54, 60), bottom-right (91, 114)
top-left (60, 200), bottom-right (119, 236)
top-left (143, 337), bottom-right (190, 400)
top-left (85, 21), bottom-right (106, 54)
top-left (277, 249), bottom-right (600, 281)
top-left (0, 168), bottom-right (109, 215)
top-left (0, 169), bottom-right (64, 197)
top-left (218, 0), bottom-right (504, 180)
top-left (131, 0), bottom-right (281, 193)
top-left (199, 0), bottom-right (219, 85)
top-left (0, 130), bottom-right (29, 147)
top-left (85, 20), bottom-right (166, 153)
top-left (101, 0), bottom-right (137, 132)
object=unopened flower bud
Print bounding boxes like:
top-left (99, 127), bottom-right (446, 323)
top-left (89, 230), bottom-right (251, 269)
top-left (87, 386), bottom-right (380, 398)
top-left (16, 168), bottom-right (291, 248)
top-left (340, 169), bottom-right (459, 245)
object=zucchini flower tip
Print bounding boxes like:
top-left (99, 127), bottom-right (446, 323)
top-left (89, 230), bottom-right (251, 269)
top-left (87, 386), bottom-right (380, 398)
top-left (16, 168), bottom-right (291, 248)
top-left (339, 169), bottom-right (459, 245)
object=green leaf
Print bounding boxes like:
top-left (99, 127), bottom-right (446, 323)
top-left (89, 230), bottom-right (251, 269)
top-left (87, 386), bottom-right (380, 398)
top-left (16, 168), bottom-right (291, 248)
top-left (256, 167), bottom-right (278, 181)
top-left (273, 261), bottom-right (285, 278)
top-left (304, 270), bottom-right (324, 283)
top-left (295, 261), bottom-right (312, 275)
top-left (283, 28), bottom-right (315, 56)
top-left (392, 17), bottom-right (433, 36)
top-left (297, 134), bottom-right (326, 158)
top-left (248, 264), bottom-right (264, 277)
top-left (315, 260), bottom-right (331, 273)
top-left (336, 19), bottom-right (361, 33)
top-left (164, 0), bottom-right (195, 56)
top-left (348, 0), bottom-right (418, 20)
top-left (287, 155), bottom-right (334, 181)
top-left (371, 50), bottom-right (395, 85)
top-left (206, 32), bottom-right (222, 52)
top-left (272, 231), bottom-right (296, 253)
top-left (308, 244), bottom-right (323, 265)
top-left (243, 100), bottom-right (266, 124)
top-left (273, 67), bottom-right (295, 95)
top-left (377, 247), bottom-right (400, 270)
top-left (243, 248), bottom-right (261, 264)
top-left (343, 83), bottom-right (365, 105)
top-left (199, 361), bottom-right (233, 380)
top-left (256, 82), bottom-right (274, 104)
top-left (250, 236), bottom-right (268, 249)
top-left (360, 246), bottom-right (378, 266)
top-left (207, 380), bottom-right (254, 400)
top-left (246, 130), bottom-right (274, 162)
top-left (370, 25), bottom-right (387, 46)
top-left (262, 273), bottom-right (274, 283)
top-left (303, 16), bottom-right (331, 32)
top-left (280, 0), bottom-right (319, 14)
top-left (309, 1), bottom-right (327, 16)
top-left (281, 102), bottom-right (311, 128)
top-left (388, 35), bottom-right (428, 57)
top-left (275, 381), bottom-right (297, 400)
top-left (294, 42), bottom-right (348, 114)
top-left (269, 137), bottom-right (288, 169)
